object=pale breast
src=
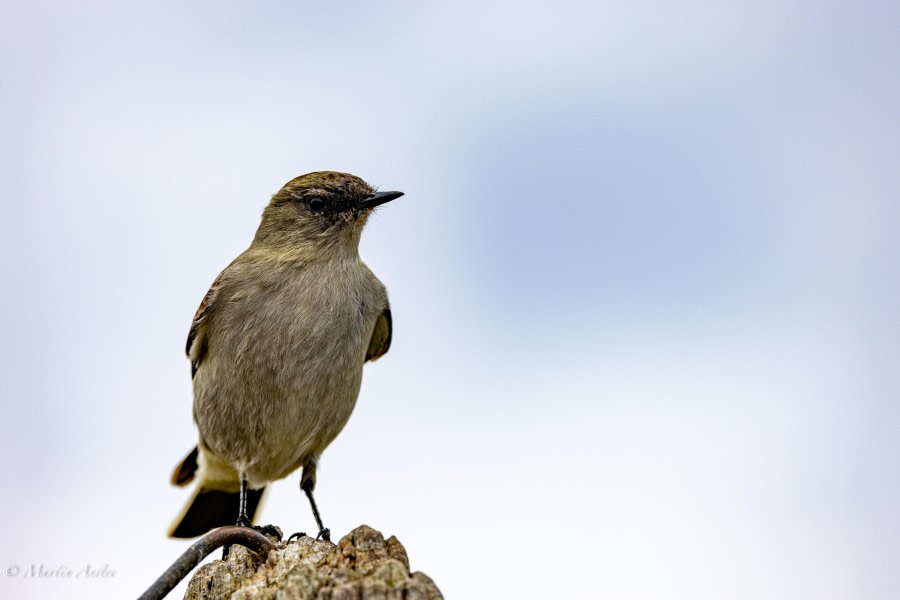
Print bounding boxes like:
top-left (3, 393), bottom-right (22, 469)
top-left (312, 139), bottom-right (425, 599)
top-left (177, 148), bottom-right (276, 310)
top-left (193, 257), bottom-right (387, 482)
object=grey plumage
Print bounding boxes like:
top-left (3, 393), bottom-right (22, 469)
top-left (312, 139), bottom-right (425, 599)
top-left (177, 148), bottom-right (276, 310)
top-left (169, 171), bottom-right (400, 538)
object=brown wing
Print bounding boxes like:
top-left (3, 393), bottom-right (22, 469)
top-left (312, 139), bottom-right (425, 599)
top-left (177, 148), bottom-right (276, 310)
top-left (186, 270), bottom-right (227, 378)
top-left (171, 445), bottom-right (199, 486)
top-left (365, 307), bottom-right (392, 362)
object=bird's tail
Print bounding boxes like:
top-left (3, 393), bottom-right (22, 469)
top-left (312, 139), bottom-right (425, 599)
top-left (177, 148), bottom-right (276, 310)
top-left (168, 484), bottom-right (266, 538)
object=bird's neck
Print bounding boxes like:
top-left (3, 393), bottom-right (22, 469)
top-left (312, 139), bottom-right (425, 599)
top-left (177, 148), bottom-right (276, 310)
top-left (249, 231), bottom-right (361, 264)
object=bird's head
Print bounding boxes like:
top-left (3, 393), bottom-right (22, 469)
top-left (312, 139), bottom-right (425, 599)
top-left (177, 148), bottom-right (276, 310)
top-left (253, 171), bottom-right (403, 254)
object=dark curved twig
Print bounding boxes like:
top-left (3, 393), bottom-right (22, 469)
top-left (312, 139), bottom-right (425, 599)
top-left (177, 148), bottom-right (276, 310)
top-left (137, 526), bottom-right (276, 600)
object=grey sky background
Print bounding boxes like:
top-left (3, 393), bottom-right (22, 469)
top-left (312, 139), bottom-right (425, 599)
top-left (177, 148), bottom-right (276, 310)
top-left (1, 1), bottom-right (898, 598)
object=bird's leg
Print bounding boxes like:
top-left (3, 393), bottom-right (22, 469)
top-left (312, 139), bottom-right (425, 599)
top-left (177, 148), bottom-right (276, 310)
top-left (230, 472), bottom-right (283, 543)
top-left (287, 461), bottom-right (330, 543)
top-left (302, 461), bottom-right (331, 541)
top-left (223, 471), bottom-right (256, 559)
top-left (236, 471), bottom-right (252, 528)
top-left (303, 481), bottom-right (330, 542)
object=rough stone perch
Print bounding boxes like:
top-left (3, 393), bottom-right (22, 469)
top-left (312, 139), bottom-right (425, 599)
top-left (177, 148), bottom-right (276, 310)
top-left (184, 525), bottom-right (443, 599)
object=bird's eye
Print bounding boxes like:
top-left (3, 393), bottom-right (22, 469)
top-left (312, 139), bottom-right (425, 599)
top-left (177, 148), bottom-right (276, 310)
top-left (308, 197), bottom-right (326, 211)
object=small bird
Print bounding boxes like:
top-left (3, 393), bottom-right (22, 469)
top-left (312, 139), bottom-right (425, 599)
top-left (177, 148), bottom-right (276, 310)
top-left (168, 171), bottom-right (402, 541)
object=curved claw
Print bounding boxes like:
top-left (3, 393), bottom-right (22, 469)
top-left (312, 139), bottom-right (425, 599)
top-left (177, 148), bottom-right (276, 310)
top-left (317, 528), bottom-right (331, 542)
top-left (287, 532), bottom-right (308, 543)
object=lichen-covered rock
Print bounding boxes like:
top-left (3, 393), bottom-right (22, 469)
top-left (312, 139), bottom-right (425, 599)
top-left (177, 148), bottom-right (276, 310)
top-left (184, 525), bottom-right (442, 600)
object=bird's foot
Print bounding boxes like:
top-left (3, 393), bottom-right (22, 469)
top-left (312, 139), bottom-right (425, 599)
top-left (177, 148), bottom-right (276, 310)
top-left (287, 531), bottom-right (308, 543)
top-left (234, 517), bottom-right (282, 541)
top-left (287, 528), bottom-right (329, 543)
top-left (252, 524), bottom-right (283, 541)
top-left (235, 515), bottom-right (253, 528)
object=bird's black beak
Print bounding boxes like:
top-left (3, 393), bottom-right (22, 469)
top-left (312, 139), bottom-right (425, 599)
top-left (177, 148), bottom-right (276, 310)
top-left (360, 191), bottom-right (404, 209)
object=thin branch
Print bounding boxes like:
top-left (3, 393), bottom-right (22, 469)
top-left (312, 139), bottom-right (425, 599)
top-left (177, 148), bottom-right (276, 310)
top-left (138, 526), bottom-right (276, 600)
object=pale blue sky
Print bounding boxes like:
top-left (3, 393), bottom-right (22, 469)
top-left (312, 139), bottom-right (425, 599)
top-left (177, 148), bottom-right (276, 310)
top-left (1, 1), bottom-right (898, 598)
